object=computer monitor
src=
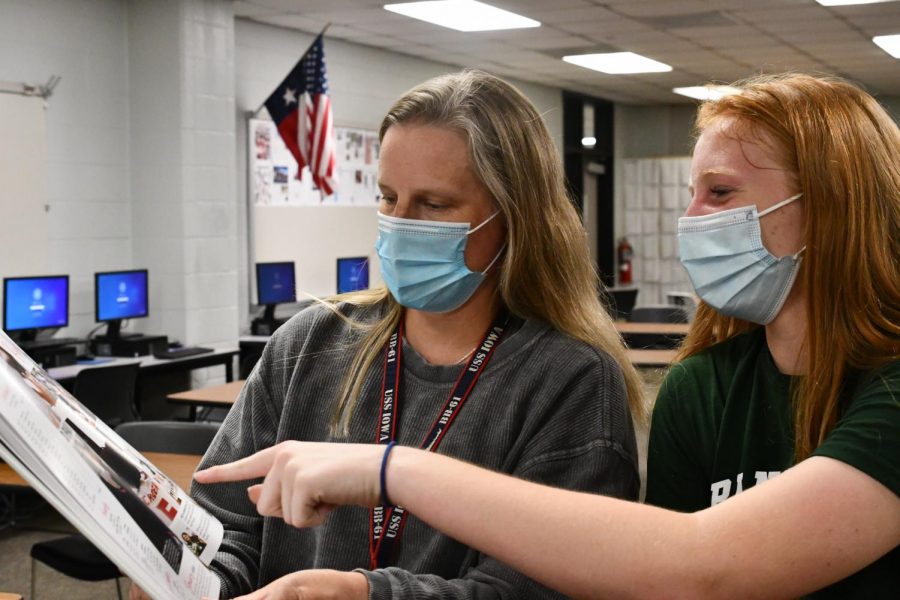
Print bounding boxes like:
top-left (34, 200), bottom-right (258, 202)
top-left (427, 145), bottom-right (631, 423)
top-left (256, 261), bottom-right (296, 321)
top-left (95, 269), bottom-right (149, 338)
top-left (336, 257), bottom-right (369, 294)
top-left (3, 275), bottom-right (69, 341)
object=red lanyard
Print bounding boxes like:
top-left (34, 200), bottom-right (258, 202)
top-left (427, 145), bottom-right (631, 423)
top-left (368, 310), bottom-right (512, 570)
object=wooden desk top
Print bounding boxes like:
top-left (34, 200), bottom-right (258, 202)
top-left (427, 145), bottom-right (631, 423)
top-left (615, 322), bottom-right (691, 336)
top-left (627, 348), bottom-right (678, 367)
top-left (0, 593), bottom-right (23, 600)
top-left (144, 451), bottom-right (203, 490)
top-left (167, 380), bottom-right (246, 407)
top-left (0, 452), bottom-right (202, 491)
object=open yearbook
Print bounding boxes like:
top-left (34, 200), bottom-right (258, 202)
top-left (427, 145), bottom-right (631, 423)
top-left (0, 331), bottom-right (222, 599)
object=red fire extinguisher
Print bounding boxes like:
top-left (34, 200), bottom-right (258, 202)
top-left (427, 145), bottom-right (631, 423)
top-left (617, 237), bottom-right (633, 285)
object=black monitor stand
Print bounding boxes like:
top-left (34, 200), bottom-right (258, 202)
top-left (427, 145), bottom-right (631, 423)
top-left (11, 328), bottom-right (38, 344)
top-left (101, 319), bottom-right (140, 339)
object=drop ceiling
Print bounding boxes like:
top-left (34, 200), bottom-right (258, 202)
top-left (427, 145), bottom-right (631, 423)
top-left (235, 0), bottom-right (900, 104)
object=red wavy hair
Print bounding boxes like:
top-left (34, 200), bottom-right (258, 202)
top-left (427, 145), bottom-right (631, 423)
top-left (678, 73), bottom-right (900, 460)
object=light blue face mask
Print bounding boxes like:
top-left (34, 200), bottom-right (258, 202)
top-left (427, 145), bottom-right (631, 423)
top-left (375, 211), bottom-right (504, 313)
top-left (677, 193), bottom-right (804, 325)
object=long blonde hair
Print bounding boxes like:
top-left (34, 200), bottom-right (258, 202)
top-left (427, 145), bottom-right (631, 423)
top-left (329, 70), bottom-right (646, 435)
top-left (678, 73), bottom-right (900, 460)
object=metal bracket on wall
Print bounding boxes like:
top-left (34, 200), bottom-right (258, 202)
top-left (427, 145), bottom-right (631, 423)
top-left (0, 75), bottom-right (61, 100)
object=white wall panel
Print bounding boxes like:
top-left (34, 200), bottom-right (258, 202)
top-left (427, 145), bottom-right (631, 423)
top-left (620, 156), bottom-right (693, 306)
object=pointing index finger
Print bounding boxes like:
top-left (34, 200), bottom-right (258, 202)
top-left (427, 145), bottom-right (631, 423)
top-left (194, 446), bottom-right (279, 484)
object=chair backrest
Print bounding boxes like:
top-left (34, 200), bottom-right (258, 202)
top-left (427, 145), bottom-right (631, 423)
top-left (72, 363), bottom-right (140, 427)
top-left (629, 305), bottom-right (690, 324)
top-left (665, 291), bottom-right (697, 308)
top-left (606, 288), bottom-right (639, 321)
top-left (114, 421), bottom-right (220, 455)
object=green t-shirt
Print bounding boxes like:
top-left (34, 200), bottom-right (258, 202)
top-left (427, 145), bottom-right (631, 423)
top-left (646, 327), bottom-right (899, 598)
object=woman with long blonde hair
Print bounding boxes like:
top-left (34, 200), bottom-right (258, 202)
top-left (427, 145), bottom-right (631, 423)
top-left (198, 73), bottom-right (899, 599)
top-left (182, 70), bottom-right (642, 600)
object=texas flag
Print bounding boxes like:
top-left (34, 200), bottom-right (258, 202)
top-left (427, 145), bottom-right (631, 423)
top-left (264, 34), bottom-right (337, 197)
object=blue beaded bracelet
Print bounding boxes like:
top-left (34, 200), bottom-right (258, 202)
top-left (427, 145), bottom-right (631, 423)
top-left (380, 441), bottom-right (398, 507)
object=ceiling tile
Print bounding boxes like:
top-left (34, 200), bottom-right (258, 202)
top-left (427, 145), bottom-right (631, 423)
top-left (304, 9), bottom-right (405, 26)
top-left (706, 0), bottom-right (810, 8)
top-left (829, 2), bottom-right (900, 19)
top-left (242, 0), bottom-right (900, 103)
top-left (250, 0), bottom-right (363, 10)
top-left (616, 1), bottom-right (723, 18)
top-left (733, 6), bottom-right (833, 23)
top-left (519, 6), bottom-right (621, 24)
top-left (394, 30), bottom-right (480, 45)
top-left (493, 0), bottom-right (595, 9)
top-left (842, 15), bottom-right (900, 32)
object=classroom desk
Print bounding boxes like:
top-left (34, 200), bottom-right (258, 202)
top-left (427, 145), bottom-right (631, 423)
top-left (616, 322), bottom-right (689, 350)
top-left (615, 322), bottom-right (690, 336)
top-left (47, 348), bottom-right (240, 386)
top-left (0, 452), bottom-right (202, 492)
top-left (167, 380), bottom-right (245, 420)
top-left (627, 348), bottom-right (678, 368)
top-left (240, 334), bottom-right (681, 369)
top-left (0, 593), bottom-right (22, 600)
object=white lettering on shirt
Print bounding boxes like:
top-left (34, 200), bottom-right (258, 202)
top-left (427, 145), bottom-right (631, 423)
top-left (710, 479), bottom-right (732, 505)
top-left (710, 471), bottom-right (783, 506)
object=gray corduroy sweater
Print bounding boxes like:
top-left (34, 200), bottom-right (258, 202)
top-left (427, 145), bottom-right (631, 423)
top-left (191, 302), bottom-right (638, 599)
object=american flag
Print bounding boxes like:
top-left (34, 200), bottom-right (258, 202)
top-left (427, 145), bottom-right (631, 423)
top-left (264, 34), bottom-right (336, 197)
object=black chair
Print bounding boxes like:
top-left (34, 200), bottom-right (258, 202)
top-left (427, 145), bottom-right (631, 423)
top-left (72, 363), bottom-right (141, 427)
top-left (30, 535), bottom-right (124, 599)
top-left (605, 288), bottom-right (639, 321)
top-left (115, 420), bottom-right (220, 454)
top-left (624, 305), bottom-right (691, 349)
top-left (29, 421), bottom-right (220, 598)
top-left (628, 305), bottom-right (690, 324)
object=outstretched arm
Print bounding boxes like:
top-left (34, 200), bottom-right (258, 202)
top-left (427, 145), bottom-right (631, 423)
top-left (196, 442), bottom-right (900, 600)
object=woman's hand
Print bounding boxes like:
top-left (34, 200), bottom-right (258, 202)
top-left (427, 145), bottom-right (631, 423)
top-left (194, 441), bottom-right (385, 528)
top-left (231, 569), bottom-right (369, 600)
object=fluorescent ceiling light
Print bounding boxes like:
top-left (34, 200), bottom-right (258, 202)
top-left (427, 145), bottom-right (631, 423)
top-left (873, 33), bottom-right (900, 58)
top-left (563, 52), bottom-right (672, 74)
top-left (673, 85), bottom-right (742, 100)
top-left (816, 1), bottom-right (897, 6)
top-left (581, 136), bottom-right (597, 147)
top-left (384, 1), bottom-right (540, 32)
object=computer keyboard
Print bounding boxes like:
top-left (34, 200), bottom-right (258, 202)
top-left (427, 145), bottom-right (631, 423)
top-left (152, 346), bottom-right (214, 360)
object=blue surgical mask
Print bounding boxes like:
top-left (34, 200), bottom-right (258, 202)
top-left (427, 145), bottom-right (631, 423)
top-left (678, 193), bottom-right (804, 325)
top-left (375, 211), bottom-right (503, 313)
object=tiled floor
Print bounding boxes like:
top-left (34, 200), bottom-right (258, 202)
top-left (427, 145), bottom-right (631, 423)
top-left (0, 492), bottom-right (132, 599)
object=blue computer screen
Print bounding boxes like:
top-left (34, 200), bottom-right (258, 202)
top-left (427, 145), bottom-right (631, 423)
top-left (256, 262), bottom-right (296, 304)
top-left (3, 276), bottom-right (69, 332)
top-left (337, 257), bottom-right (369, 294)
top-left (95, 270), bottom-right (149, 321)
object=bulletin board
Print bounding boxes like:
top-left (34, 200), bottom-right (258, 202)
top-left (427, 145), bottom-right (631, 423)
top-left (248, 118), bottom-right (380, 207)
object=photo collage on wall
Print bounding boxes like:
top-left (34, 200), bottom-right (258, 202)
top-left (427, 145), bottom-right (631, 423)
top-left (249, 119), bottom-right (380, 207)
